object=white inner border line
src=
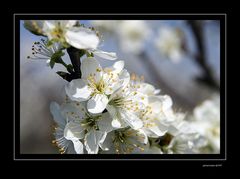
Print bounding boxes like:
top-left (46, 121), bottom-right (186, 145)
top-left (13, 13), bottom-right (227, 161)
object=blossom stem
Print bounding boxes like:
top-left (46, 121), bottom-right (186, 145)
top-left (57, 58), bottom-right (74, 74)
top-left (67, 47), bottom-right (82, 78)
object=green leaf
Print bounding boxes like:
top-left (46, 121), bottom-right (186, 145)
top-left (47, 38), bottom-right (70, 49)
top-left (49, 60), bottom-right (55, 69)
top-left (66, 64), bottom-right (74, 73)
top-left (49, 51), bottom-right (65, 69)
top-left (86, 51), bottom-right (94, 57)
top-left (78, 49), bottom-right (86, 58)
top-left (62, 41), bottom-right (70, 48)
top-left (56, 71), bottom-right (71, 82)
top-left (46, 40), bottom-right (54, 47)
top-left (52, 51), bottom-right (65, 61)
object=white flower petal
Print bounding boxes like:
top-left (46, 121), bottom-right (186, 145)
top-left (97, 112), bottom-right (115, 133)
top-left (50, 102), bottom-right (66, 128)
top-left (104, 60), bottom-right (124, 74)
top-left (65, 27), bottom-right (99, 50)
top-left (81, 57), bottom-right (102, 81)
top-left (120, 109), bottom-right (143, 130)
top-left (46, 59), bottom-right (51, 66)
top-left (142, 128), bottom-right (159, 138)
top-left (111, 119), bottom-right (122, 128)
top-left (63, 20), bottom-right (78, 28)
top-left (93, 50), bottom-right (117, 60)
top-left (42, 21), bottom-right (56, 39)
top-left (154, 89), bottom-right (161, 95)
top-left (61, 103), bottom-right (87, 121)
top-left (99, 132), bottom-right (112, 151)
top-left (168, 125), bottom-right (180, 136)
top-left (113, 60), bottom-right (124, 72)
top-left (148, 95), bottom-right (172, 113)
top-left (84, 130), bottom-right (105, 154)
top-left (106, 105), bottom-right (129, 129)
top-left (149, 125), bottom-right (167, 137)
top-left (106, 105), bottom-right (123, 128)
top-left (160, 95), bottom-right (173, 111)
top-left (140, 146), bottom-right (162, 154)
top-left (72, 139), bottom-right (84, 154)
top-left (119, 69), bottom-right (130, 88)
top-left (131, 92), bottom-right (148, 107)
top-left (138, 83), bottom-right (156, 96)
top-left (98, 132), bottom-right (107, 149)
top-left (137, 129), bottom-right (148, 144)
top-left (147, 96), bottom-right (162, 113)
top-left (43, 21), bottom-right (56, 31)
top-left (64, 121), bottom-right (85, 140)
top-left (87, 94), bottom-right (109, 114)
top-left (65, 79), bottom-right (92, 102)
top-left (104, 69), bottom-right (130, 95)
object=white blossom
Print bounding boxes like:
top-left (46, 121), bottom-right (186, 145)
top-left (25, 20), bottom-right (117, 60)
top-left (91, 20), bottom-right (118, 33)
top-left (50, 102), bottom-right (84, 154)
top-left (116, 20), bottom-right (151, 54)
top-left (51, 99), bottom-right (116, 154)
top-left (188, 95), bottom-right (220, 153)
top-left (106, 80), bottom-right (148, 130)
top-left (65, 58), bottom-right (129, 114)
top-left (27, 39), bottom-right (62, 66)
top-left (166, 134), bottom-right (195, 154)
top-left (154, 26), bottom-right (184, 63)
top-left (100, 128), bottom-right (148, 154)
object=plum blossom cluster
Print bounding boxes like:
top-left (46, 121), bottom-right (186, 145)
top-left (24, 20), bottom-right (219, 154)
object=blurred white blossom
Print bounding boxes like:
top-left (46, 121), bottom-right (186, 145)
top-left (92, 20), bottom-right (151, 54)
top-left (188, 95), bottom-right (220, 153)
top-left (154, 26), bottom-right (185, 63)
top-left (91, 20), bottom-right (118, 33)
top-left (117, 21), bottom-right (151, 54)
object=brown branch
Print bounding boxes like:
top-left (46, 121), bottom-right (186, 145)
top-left (187, 20), bottom-right (220, 90)
top-left (67, 47), bottom-right (82, 78)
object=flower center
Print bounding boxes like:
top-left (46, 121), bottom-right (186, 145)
top-left (108, 96), bottom-right (126, 107)
top-left (96, 79), bottom-right (106, 93)
top-left (80, 115), bottom-right (101, 131)
top-left (113, 129), bottom-right (144, 154)
top-left (88, 76), bottom-right (106, 95)
top-left (51, 24), bottom-right (64, 39)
